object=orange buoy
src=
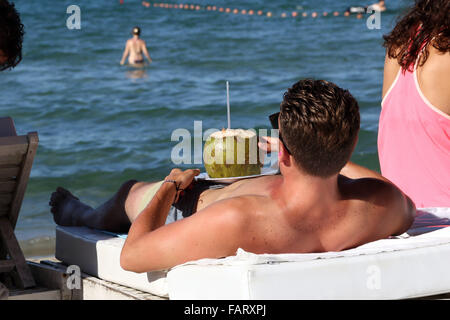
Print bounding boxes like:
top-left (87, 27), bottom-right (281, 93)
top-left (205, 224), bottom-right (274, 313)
top-left (257, 10), bottom-right (263, 15)
top-left (248, 9), bottom-right (254, 15)
top-left (292, 11), bottom-right (298, 17)
top-left (266, 11), bottom-right (272, 17)
top-left (311, 12), bottom-right (318, 18)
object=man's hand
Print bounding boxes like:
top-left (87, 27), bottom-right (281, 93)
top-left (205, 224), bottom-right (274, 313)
top-left (258, 136), bottom-right (280, 153)
top-left (165, 168), bottom-right (200, 191)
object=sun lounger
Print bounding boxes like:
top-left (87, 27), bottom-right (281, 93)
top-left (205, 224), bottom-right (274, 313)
top-left (55, 207), bottom-right (450, 299)
top-left (0, 117), bottom-right (38, 289)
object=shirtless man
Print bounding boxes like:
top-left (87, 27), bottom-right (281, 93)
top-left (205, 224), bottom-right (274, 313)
top-left (50, 79), bottom-right (415, 272)
top-left (368, 1), bottom-right (386, 12)
top-left (120, 26), bottom-right (152, 66)
top-left (346, 1), bottom-right (386, 15)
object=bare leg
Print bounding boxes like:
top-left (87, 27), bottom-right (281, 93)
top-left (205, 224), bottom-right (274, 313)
top-left (49, 180), bottom-right (142, 233)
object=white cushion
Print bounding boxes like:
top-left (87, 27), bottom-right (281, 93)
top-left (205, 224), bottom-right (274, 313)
top-left (55, 207), bottom-right (450, 299)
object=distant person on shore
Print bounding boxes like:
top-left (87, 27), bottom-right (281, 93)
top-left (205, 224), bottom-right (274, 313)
top-left (368, 0), bottom-right (386, 12)
top-left (0, 0), bottom-right (24, 71)
top-left (345, 1), bottom-right (386, 15)
top-left (378, 0), bottom-right (450, 207)
top-left (120, 26), bottom-right (152, 66)
top-left (50, 79), bottom-right (415, 272)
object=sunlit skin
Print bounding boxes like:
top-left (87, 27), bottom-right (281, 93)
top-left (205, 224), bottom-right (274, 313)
top-left (383, 46), bottom-right (450, 116)
top-left (120, 30), bottom-right (152, 66)
top-left (369, 1), bottom-right (386, 12)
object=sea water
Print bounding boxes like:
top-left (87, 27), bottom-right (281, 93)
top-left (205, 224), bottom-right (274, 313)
top-left (0, 0), bottom-right (410, 257)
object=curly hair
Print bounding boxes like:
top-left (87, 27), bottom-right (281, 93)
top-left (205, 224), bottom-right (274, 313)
top-left (0, 0), bottom-right (24, 71)
top-left (383, 0), bottom-right (450, 72)
top-left (279, 79), bottom-right (360, 178)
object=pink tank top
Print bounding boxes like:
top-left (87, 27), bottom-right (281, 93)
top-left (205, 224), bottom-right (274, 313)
top-left (378, 59), bottom-right (450, 208)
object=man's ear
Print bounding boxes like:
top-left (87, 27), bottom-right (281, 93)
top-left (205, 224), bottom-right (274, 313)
top-left (278, 143), bottom-right (292, 168)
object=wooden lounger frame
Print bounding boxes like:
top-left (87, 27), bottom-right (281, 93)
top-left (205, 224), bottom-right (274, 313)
top-left (0, 117), bottom-right (38, 288)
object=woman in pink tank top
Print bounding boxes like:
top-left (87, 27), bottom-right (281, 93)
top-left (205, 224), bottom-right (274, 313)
top-left (378, 0), bottom-right (450, 208)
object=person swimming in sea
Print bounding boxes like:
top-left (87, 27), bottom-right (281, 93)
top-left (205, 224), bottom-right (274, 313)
top-left (345, 1), bottom-right (386, 15)
top-left (120, 26), bottom-right (152, 67)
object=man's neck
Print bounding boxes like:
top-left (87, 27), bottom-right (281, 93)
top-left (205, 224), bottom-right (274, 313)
top-left (277, 167), bottom-right (340, 211)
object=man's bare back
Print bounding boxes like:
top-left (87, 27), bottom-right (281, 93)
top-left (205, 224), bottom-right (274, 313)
top-left (120, 27), bottom-right (152, 66)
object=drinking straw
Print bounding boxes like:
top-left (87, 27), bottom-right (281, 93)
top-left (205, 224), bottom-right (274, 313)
top-left (226, 81), bottom-right (231, 129)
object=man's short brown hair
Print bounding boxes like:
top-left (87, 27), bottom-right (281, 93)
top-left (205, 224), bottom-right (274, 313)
top-left (0, 0), bottom-right (24, 71)
top-left (279, 79), bottom-right (360, 177)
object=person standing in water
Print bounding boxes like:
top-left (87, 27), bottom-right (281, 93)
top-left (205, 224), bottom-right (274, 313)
top-left (120, 26), bottom-right (152, 66)
top-left (368, 1), bottom-right (386, 12)
top-left (345, 1), bottom-right (386, 15)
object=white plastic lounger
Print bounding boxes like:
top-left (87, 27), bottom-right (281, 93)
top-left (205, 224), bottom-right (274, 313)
top-left (55, 207), bottom-right (450, 299)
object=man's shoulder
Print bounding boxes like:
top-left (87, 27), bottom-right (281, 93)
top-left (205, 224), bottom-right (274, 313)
top-left (338, 175), bottom-right (414, 237)
top-left (198, 194), bottom-right (270, 226)
top-left (339, 175), bottom-right (398, 202)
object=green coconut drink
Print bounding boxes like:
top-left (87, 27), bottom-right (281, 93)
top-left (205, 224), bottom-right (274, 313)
top-left (203, 129), bottom-right (261, 178)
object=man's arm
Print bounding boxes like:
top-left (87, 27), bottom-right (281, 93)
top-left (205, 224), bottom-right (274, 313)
top-left (142, 40), bottom-right (152, 63)
top-left (120, 169), bottom-right (247, 272)
top-left (340, 161), bottom-right (389, 182)
top-left (120, 41), bottom-right (130, 65)
top-left (338, 163), bottom-right (416, 240)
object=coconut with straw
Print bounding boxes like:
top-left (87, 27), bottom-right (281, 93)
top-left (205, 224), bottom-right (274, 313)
top-left (203, 82), bottom-right (262, 178)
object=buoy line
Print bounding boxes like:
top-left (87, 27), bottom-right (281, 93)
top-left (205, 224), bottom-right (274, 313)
top-left (140, 1), bottom-right (368, 19)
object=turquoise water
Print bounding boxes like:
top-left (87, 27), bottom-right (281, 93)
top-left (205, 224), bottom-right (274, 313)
top-left (1, 0), bottom-right (410, 256)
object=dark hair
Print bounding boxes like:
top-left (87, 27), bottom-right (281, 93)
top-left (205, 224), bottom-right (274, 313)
top-left (279, 79), bottom-right (360, 178)
top-left (0, 0), bottom-right (24, 71)
top-left (383, 0), bottom-right (449, 72)
top-left (132, 26), bottom-right (141, 36)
